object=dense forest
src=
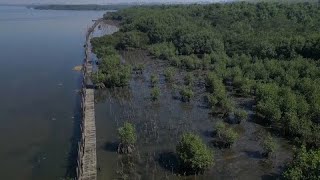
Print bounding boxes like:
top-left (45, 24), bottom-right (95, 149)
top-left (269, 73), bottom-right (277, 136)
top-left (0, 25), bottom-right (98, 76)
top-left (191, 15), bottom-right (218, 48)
top-left (91, 1), bottom-right (320, 179)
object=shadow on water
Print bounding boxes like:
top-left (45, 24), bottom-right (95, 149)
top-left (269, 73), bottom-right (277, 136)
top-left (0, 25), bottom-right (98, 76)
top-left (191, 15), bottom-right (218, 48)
top-left (157, 151), bottom-right (208, 176)
top-left (103, 141), bottom-right (118, 152)
top-left (261, 173), bottom-right (280, 180)
top-left (211, 139), bottom-right (231, 149)
top-left (202, 130), bottom-right (214, 138)
top-left (157, 151), bottom-right (179, 174)
top-left (65, 77), bottom-right (83, 178)
top-left (243, 150), bottom-right (263, 159)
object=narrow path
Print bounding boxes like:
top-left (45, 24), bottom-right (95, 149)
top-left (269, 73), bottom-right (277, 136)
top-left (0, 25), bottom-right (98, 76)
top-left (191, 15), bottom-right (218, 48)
top-left (76, 18), bottom-right (103, 180)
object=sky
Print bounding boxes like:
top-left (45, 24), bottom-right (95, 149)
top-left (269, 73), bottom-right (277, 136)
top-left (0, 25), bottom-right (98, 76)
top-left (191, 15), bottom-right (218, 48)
top-left (0, 0), bottom-right (230, 5)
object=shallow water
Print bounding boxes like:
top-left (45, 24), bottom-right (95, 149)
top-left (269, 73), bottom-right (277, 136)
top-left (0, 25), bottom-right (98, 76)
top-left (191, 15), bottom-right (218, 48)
top-left (95, 48), bottom-right (292, 179)
top-left (0, 6), bottom-right (106, 180)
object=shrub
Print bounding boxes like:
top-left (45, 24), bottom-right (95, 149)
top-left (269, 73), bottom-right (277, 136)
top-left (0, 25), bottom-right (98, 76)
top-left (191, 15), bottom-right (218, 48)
top-left (207, 93), bottom-right (235, 115)
top-left (205, 72), bottom-right (226, 96)
top-left (132, 63), bottom-right (145, 74)
top-left (222, 128), bottom-right (239, 146)
top-left (239, 78), bottom-right (253, 96)
top-left (261, 133), bottom-right (277, 158)
top-left (118, 122), bottom-right (137, 154)
top-left (184, 72), bottom-right (194, 86)
top-left (176, 133), bottom-right (214, 174)
top-left (234, 109), bottom-right (248, 123)
top-left (95, 54), bottom-right (132, 87)
top-left (181, 55), bottom-right (202, 70)
top-left (233, 76), bottom-right (252, 96)
top-left (202, 54), bottom-right (212, 70)
top-left (169, 56), bottom-right (182, 67)
top-left (91, 34), bottom-right (121, 57)
top-left (214, 121), bottom-right (239, 148)
top-left (151, 87), bottom-right (160, 101)
top-left (207, 94), bottom-right (218, 108)
top-left (283, 146), bottom-right (320, 180)
top-left (149, 42), bottom-right (176, 60)
top-left (164, 67), bottom-right (175, 82)
top-left (117, 31), bottom-right (149, 50)
top-left (214, 121), bottom-right (226, 137)
top-left (179, 86), bottom-right (194, 102)
top-left (92, 45), bottom-right (118, 59)
top-left (92, 71), bottom-right (107, 88)
top-left (150, 74), bottom-right (159, 87)
top-left (220, 97), bottom-right (235, 113)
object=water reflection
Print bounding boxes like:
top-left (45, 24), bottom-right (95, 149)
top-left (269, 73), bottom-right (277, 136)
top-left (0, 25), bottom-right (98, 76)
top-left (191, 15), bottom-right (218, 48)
top-left (0, 5), bottom-right (105, 180)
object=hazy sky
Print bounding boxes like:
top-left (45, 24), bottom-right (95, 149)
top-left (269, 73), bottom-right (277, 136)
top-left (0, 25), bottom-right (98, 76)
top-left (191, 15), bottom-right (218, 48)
top-left (0, 0), bottom-right (228, 5)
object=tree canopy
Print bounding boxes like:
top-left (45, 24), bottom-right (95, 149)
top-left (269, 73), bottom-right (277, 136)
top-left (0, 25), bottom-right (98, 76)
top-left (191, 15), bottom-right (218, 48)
top-left (283, 146), bottom-right (320, 180)
top-left (94, 1), bottom-right (320, 148)
top-left (92, 1), bottom-right (320, 177)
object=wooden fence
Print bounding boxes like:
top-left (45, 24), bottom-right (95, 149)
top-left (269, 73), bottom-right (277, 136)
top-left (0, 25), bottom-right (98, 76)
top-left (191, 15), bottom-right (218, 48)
top-left (76, 19), bottom-right (103, 180)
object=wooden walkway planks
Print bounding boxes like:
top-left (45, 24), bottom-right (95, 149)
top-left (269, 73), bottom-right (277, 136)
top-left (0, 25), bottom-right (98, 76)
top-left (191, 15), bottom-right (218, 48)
top-left (77, 19), bottom-right (103, 180)
top-left (79, 88), bottom-right (97, 180)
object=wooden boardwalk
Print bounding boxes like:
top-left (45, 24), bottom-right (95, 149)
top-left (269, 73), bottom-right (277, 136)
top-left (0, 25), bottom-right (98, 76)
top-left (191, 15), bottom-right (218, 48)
top-left (76, 19), bottom-right (103, 180)
top-left (78, 88), bottom-right (96, 180)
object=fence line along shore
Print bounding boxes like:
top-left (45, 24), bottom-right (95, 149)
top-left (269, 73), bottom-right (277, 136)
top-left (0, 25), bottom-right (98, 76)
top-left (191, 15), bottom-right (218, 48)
top-left (76, 18), bottom-right (103, 180)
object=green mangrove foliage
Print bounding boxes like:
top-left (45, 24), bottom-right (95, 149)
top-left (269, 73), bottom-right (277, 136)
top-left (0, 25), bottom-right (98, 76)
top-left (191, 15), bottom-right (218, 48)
top-left (150, 87), bottom-right (160, 101)
top-left (164, 67), bottom-right (175, 82)
top-left (176, 133), bottom-right (214, 174)
top-left (92, 2), bottom-right (320, 175)
top-left (184, 72), bottom-right (194, 86)
top-left (214, 121), bottom-right (239, 148)
top-left (178, 86), bottom-right (194, 102)
top-left (150, 74), bottom-right (159, 87)
top-left (91, 37), bottom-right (131, 88)
top-left (102, 2), bottom-right (320, 149)
top-left (118, 122), bottom-right (137, 154)
top-left (149, 42), bottom-right (176, 60)
top-left (206, 72), bottom-right (235, 115)
top-left (132, 63), bottom-right (145, 74)
top-left (91, 54), bottom-right (131, 87)
top-left (234, 109), bottom-right (249, 123)
top-left (283, 146), bottom-right (320, 180)
top-left (261, 133), bottom-right (278, 158)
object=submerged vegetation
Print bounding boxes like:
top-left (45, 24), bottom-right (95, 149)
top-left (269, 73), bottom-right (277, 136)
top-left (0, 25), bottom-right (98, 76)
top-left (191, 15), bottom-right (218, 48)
top-left (92, 1), bottom-right (320, 178)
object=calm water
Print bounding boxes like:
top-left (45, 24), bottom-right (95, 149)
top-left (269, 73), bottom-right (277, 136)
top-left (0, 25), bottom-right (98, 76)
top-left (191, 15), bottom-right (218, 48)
top-left (0, 6), bottom-right (105, 180)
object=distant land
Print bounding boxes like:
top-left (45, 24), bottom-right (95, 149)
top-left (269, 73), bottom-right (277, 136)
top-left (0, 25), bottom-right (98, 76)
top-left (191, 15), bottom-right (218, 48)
top-left (5, 0), bottom-right (318, 10)
top-left (26, 2), bottom-right (222, 11)
top-left (246, 0), bottom-right (318, 3)
top-left (28, 4), bottom-right (135, 11)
